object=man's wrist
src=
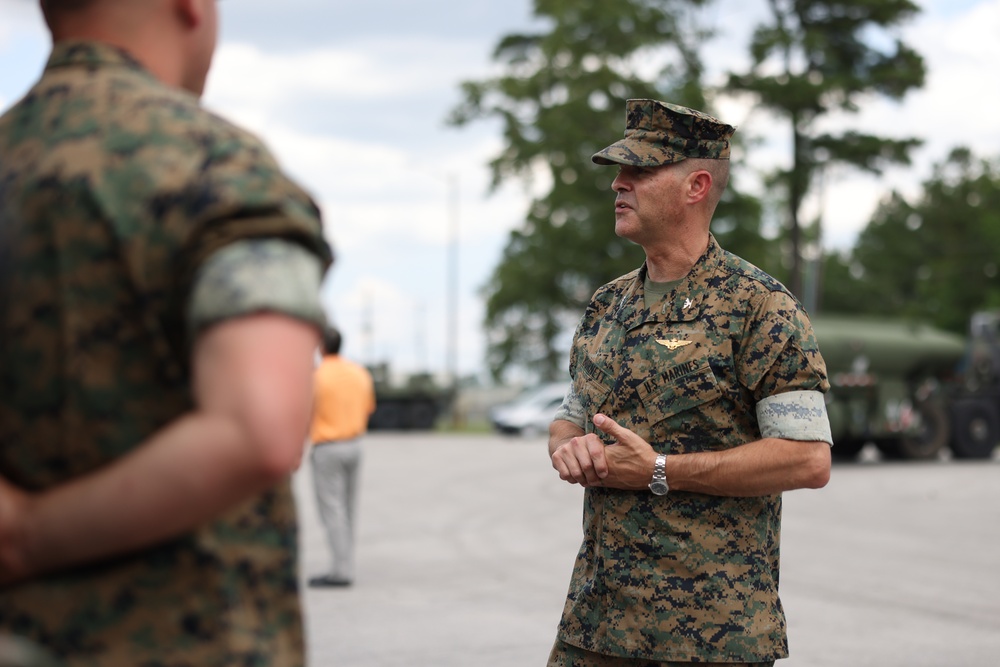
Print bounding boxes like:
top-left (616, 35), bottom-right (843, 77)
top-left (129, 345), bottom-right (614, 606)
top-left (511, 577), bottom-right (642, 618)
top-left (647, 452), bottom-right (669, 495)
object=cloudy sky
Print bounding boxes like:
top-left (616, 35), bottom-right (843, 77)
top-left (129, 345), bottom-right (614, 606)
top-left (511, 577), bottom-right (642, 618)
top-left (1, 0), bottom-right (998, 383)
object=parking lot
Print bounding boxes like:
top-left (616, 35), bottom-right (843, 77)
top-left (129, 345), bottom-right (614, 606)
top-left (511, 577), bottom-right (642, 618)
top-left (293, 433), bottom-right (1000, 667)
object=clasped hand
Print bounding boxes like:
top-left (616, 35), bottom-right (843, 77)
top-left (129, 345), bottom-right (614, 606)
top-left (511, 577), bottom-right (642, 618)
top-left (551, 413), bottom-right (658, 490)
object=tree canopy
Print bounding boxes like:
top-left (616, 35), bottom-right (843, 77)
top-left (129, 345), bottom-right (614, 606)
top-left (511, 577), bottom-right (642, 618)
top-left (821, 148), bottom-right (1000, 334)
top-left (726, 0), bottom-right (926, 298)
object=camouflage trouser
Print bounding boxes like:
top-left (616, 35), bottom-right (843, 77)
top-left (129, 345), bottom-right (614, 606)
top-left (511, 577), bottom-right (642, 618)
top-left (547, 639), bottom-right (776, 667)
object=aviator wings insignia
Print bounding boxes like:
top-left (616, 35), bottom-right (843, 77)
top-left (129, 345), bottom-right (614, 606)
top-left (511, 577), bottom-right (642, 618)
top-left (656, 339), bottom-right (693, 351)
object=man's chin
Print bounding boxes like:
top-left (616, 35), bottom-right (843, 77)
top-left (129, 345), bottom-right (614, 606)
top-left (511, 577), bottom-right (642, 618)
top-left (614, 220), bottom-right (638, 242)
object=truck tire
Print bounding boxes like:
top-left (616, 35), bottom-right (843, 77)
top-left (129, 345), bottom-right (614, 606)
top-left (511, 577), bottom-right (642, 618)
top-left (876, 399), bottom-right (949, 460)
top-left (949, 398), bottom-right (999, 459)
top-left (830, 438), bottom-right (866, 462)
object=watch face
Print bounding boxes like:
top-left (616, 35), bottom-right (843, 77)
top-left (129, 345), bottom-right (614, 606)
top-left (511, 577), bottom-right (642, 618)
top-left (649, 481), bottom-right (669, 495)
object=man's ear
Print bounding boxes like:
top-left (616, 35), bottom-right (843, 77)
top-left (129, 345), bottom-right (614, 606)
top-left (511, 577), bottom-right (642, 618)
top-left (174, 0), bottom-right (204, 28)
top-left (686, 170), bottom-right (713, 205)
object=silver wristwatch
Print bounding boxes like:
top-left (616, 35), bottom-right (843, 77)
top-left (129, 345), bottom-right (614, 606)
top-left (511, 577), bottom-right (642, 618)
top-left (648, 453), bottom-right (669, 495)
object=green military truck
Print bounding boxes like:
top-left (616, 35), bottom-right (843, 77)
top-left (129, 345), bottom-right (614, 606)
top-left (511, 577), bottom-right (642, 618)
top-left (366, 363), bottom-right (454, 431)
top-left (815, 312), bottom-right (1000, 461)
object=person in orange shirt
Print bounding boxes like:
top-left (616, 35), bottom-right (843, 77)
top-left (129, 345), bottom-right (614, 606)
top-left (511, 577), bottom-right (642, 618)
top-left (308, 326), bottom-right (376, 588)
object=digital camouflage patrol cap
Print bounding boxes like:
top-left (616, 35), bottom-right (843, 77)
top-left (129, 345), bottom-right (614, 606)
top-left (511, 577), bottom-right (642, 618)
top-left (592, 99), bottom-right (736, 167)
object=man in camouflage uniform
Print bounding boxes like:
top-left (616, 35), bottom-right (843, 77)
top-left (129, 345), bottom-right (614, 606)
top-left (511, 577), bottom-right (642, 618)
top-left (547, 100), bottom-right (833, 666)
top-left (0, 1), bottom-right (333, 665)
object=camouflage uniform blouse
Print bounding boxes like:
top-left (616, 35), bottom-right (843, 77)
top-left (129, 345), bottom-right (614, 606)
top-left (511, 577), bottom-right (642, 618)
top-left (556, 235), bottom-right (829, 663)
top-left (0, 43), bottom-right (332, 666)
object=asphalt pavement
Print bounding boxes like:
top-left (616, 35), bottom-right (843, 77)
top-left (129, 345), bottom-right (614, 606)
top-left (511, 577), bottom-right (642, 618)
top-left (292, 433), bottom-right (1000, 667)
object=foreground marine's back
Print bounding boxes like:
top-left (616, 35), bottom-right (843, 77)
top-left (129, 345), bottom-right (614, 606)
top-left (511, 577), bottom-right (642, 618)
top-left (0, 42), bottom-right (324, 484)
top-left (0, 42), bottom-right (314, 665)
top-left (0, 43), bottom-right (201, 486)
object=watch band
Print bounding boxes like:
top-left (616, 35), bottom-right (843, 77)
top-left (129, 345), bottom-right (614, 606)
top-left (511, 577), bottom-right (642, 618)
top-left (648, 453), bottom-right (669, 495)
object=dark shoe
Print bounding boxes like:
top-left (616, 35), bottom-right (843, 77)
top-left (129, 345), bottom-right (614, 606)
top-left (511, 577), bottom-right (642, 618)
top-left (308, 575), bottom-right (352, 588)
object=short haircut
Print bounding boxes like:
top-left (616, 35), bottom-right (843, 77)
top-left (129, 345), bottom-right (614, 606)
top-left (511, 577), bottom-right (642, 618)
top-left (685, 158), bottom-right (730, 212)
top-left (323, 326), bottom-right (342, 356)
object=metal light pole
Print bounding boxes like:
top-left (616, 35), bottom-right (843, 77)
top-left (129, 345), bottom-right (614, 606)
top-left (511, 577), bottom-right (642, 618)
top-left (446, 174), bottom-right (460, 426)
top-left (446, 173), bottom-right (459, 387)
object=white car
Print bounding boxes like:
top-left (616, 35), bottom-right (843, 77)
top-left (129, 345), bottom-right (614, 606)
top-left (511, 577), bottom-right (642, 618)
top-left (490, 382), bottom-right (568, 437)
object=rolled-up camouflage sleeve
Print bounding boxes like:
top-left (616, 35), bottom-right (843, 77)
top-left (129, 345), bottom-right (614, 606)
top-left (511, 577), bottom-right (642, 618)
top-left (186, 238), bottom-right (326, 339)
top-left (553, 381), bottom-right (585, 429)
top-left (756, 390), bottom-right (833, 445)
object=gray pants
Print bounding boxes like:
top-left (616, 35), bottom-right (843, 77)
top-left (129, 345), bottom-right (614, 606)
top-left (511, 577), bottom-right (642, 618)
top-left (310, 438), bottom-right (362, 581)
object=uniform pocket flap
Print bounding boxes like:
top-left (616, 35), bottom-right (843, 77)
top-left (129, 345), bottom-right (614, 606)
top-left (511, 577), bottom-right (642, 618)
top-left (637, 362), bottom-right (722, 424)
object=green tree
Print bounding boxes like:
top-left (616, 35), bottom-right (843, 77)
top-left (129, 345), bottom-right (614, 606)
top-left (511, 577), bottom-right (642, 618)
top-left (451, 0), bottom-right (767, 382)
top-left (828, 148), bottom-right (1000, 334)
top-left (727, 0), bottom-right (926, 299)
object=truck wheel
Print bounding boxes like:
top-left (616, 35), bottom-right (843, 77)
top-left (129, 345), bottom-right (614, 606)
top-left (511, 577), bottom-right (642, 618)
top-left (877, 399), bottom-right (949, 460)
top-left (830, 438), bottom-right (866, 462)
top-left (949, 398), bottom-right (999, 459)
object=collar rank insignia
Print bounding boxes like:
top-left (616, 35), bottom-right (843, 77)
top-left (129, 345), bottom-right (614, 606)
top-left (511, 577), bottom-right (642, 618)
top-left (656, 338), bottom-right (692, 351)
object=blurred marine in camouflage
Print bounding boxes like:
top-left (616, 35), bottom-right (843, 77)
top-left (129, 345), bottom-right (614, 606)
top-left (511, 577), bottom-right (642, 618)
top-left (0, 1), bottom-right (333, 665)
top-left (546, 100), bottom-right (833, 666)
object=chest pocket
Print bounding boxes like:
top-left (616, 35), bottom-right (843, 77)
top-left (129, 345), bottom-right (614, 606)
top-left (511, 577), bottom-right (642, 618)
top-left (636, 358), bottom-right (723, 427)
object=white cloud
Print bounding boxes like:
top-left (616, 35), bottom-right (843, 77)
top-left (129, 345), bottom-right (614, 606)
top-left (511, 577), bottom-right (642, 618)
top-left (209, 43), bottom-right (395, 103)
top-left (318, 183), bottom-right (527, 251)
top-left (0, 2), bottom-right (42, 44)
top-left (203, 114), bottom-right (530, 251)
top-left (204, 37), bottom-right (533, 248)
top-left (209, 36), bottom-right (495, 105)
